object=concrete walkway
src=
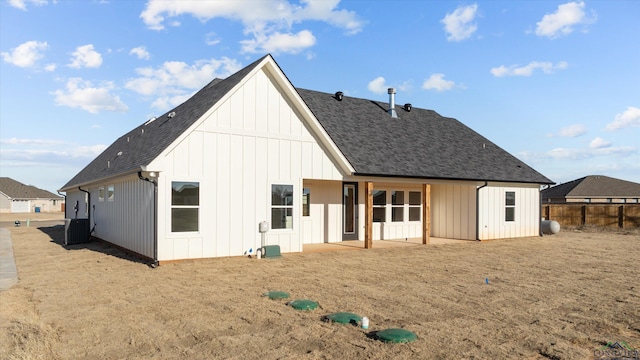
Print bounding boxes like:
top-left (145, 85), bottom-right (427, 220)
top-left (0, 228), bottom-right (18, 291)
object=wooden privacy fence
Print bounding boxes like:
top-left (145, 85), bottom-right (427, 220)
top-left (543, 204), bottom-right (640, 229)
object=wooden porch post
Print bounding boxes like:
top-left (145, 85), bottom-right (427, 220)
top-left (422, 184), bottom-right (431, 245)
top-left (365, 181), bottom-right (373, 249)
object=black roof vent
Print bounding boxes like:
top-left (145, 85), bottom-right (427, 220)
top-left (404, 103), bottom-right (412, 112)
top-left (335, 91), bottom-right (343, 101)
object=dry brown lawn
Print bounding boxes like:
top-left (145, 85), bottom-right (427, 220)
top-left (1, 224), bottom-right (639, 359)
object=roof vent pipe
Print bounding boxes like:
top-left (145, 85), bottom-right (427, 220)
top-left (388, 88), bottom-right (398, 118)
top-left (335, 91), bottom-right (343, 101)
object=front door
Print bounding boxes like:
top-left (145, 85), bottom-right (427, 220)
top-left (343, 182), bottom-right (358, 240)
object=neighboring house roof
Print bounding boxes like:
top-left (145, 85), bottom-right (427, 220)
top-left (542, 175), bottom-right (640, 199)
top-left (61, 54), bottom-right (553, 190)
top-left (0, 177), bottom-right (62, 199)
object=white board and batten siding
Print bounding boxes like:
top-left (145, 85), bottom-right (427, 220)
top-left (301, 180), bottom-right (342, 244)
top-left (431, 183), bottom-right (477, 240)
top-left (150, 67), bottom-right (344, 261)
top-left (91, 176), bottom-right (155, 259)
top-left (65, 175), bottom-right (156, 259)
top-left (65, 191), bottom-right (88, 219)
top-left (477, 183), bottom-right (540, 240)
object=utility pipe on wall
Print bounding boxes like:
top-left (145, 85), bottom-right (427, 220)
top-left (78, 186), bottom-right (93, 239)
top-left (138, 171), bottom-right (159, 268)
top-left (475, 181), bottom-right (488, 241)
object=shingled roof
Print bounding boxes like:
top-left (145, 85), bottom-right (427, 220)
top-left (298, 89), bottom-right (552, 184)
top-left (542, 175), bottom-right (640, 199)
top-left (61, 54), bottom-right (553, 190)
top-left (0, 177), bottom-right (62, 199)
top-left (61, 55), bottom-right (268, 190)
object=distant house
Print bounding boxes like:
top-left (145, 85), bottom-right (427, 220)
top-left (542, 175), bottom-right (640, 204)
top-left (60, 54), bottom-right (553, 264)
top-left (0, 177), bottom-right (64, 213)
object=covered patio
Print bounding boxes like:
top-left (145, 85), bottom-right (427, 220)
top-left (303, 237), bottom-right (476, 253)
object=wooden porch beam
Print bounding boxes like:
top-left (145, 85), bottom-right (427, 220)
top-left (365, 181), bottom-right (373, 249)
top-left (422, 184), bottom-right (431, 245)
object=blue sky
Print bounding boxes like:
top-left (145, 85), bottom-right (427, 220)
top-left (1, 0), bottom-right (638, 193)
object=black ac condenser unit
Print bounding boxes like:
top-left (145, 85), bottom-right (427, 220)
top-left (64, 219), bottom-right (91, 245)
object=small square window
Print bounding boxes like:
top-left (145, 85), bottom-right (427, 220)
top-left (171, 181), bottom-right (200, 232)
top-left (505, 191), bottom-right (515, 206)
top-left (373, 190), bottom-right (386, 206)
top-left (505, 207), bottom-right (515, 222)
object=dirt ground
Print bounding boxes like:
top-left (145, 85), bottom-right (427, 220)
top-left (0, 219), bottom-right (639, 359)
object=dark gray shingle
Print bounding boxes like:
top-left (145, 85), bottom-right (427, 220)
top-left (297, 89), bottom-right (553, 184)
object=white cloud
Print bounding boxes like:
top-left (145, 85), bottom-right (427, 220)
top-left (535, 1), bottom-right (596, 38)
top-left (441, 3), bottom-right (478, 41)
top-left (589, 137), bottom-right (610, 149)
top-left (8, 0), bottom-right (48, 11)
top-left (125, 57), bottom-right (241, 110)
top-left (546, 145), bottom-right (636, 160)
top-left (367, 76), bottom-right (412, 95)
top-left (44, 63), bottom-right (56, 72)
top-left (240, 30), bottom-right (316, 54)
top-left (205, 33), bottom-right (221, 46)
top-left (396, 80), bottom-right (412, 93)
top-left (548, 124), bottom-right (587, 137)
top-left (606, 106), bottom-right (640, 131)
top-left (52, 78), bottom-right (128, 114)
top-left (491, 61), bottom-right (568, 77)
top-left (140, 0), bottom-right (363, 54)
top-left (1, 40), bottom-right (48, 67)
top-left (130, 46), bottom-right (150, 60)
top-left (68, 44), bottom-right (103, 69)
top-left (0, 145), bottom-right (107, 166)
top-left (368, 77), bottom-right (387, 94)
top-left (0, 138), bottom-right (64, 146)
top-left (422, 73), bottom-right (455, 92)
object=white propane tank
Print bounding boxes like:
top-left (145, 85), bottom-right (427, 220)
top-left (541, 220), bottom-right (560, 235)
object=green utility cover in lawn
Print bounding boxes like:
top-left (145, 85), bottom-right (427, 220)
top-left (324, 312), bottom-right (362, 325)
top-left (264, 291), bottom-right (290, 300)
top-left (376, 328), bottom-right (418, 343)
top-left (288, 299), bottom-right (319, 311)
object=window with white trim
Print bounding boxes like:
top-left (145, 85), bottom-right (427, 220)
top-left (171, 181), bottom-right (199, 232)
top-left (98, 186), bottom-right (105, 202)
top-left (107, 184), bottom-right (115, 202)
top-left (505, 191), bottom-right (515, 222)
top-left (372, 190), bottom-right (386, 222)
top-left (409, 191), bottom-right (421, 221)
top-left (272, 184), bottom-right (293, 229)
top-left (391, 190), bottom-right (404, 222)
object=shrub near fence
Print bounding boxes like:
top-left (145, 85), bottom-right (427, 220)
top-left (543, 204), bottom-right (640, 229)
